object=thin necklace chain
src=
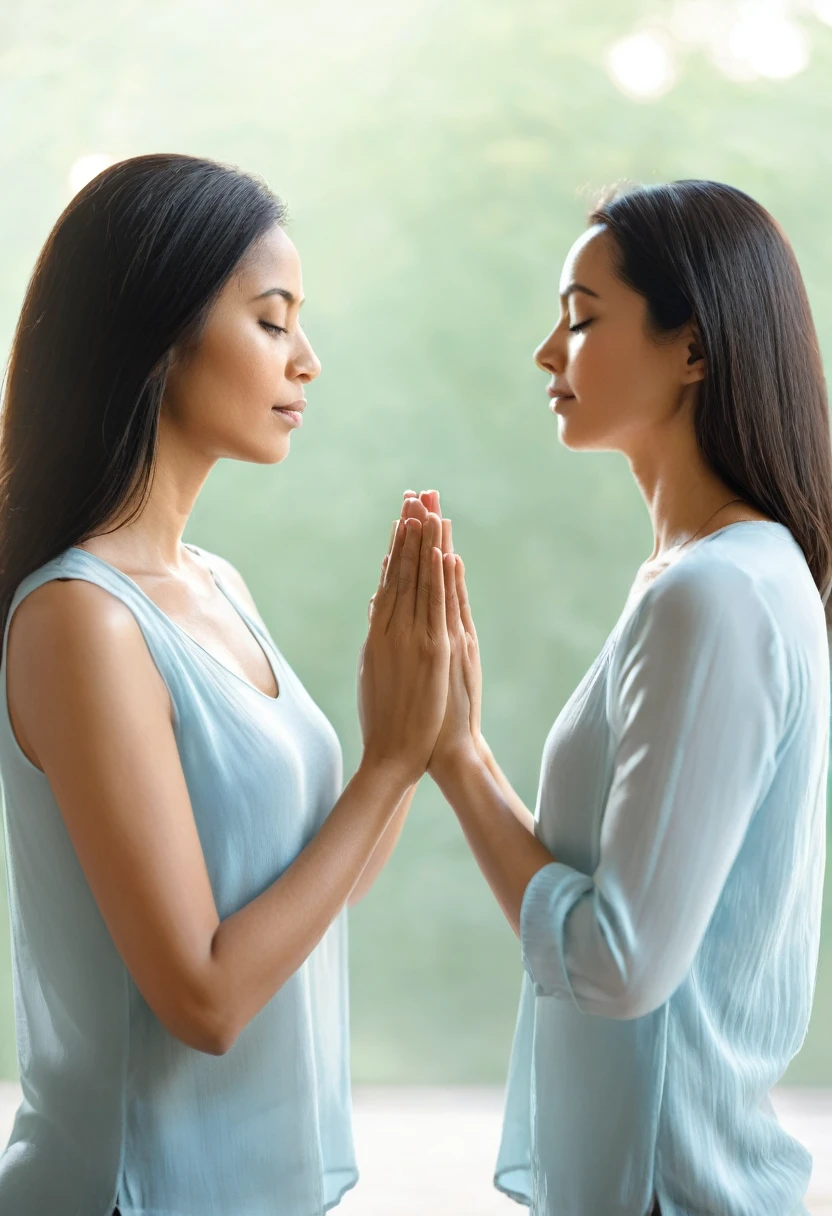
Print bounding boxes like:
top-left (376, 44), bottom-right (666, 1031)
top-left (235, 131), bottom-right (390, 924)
top-left (676, 497), bottom-right (745, 553)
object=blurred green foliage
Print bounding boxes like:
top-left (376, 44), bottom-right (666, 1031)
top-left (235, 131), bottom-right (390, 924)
top-left (0, 0), bottom-right (830, 1083)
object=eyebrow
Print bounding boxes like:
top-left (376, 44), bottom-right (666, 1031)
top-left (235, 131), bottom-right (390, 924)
top-left (250, 287), bottom-right (305, 306)
top-left (560, 282), bottom-right (600, 301)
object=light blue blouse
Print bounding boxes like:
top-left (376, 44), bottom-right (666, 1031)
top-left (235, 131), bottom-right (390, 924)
top-left (496, 521), bottom-right (829, 1216)
top-left (0, 543), bottom-right (357, 1215)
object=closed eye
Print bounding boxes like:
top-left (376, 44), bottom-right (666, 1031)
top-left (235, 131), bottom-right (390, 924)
top-left (568, 319), bottom-right (593, 334)
top-left (259, 321), bottom-right (287, 336)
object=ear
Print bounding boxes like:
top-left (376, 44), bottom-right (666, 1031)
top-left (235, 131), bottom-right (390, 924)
top-left (682, 323), bottom-right (706, 385)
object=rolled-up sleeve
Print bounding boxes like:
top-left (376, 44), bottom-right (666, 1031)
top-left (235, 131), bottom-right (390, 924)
top-left (520, 561), bottom-right (788, 1020)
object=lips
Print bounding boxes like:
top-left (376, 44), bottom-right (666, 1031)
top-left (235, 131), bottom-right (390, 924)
top-left (271, 399), bottom-right (305, 428)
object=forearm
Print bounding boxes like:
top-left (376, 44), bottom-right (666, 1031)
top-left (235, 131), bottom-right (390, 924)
top-left (432, 747), bottom-right (555, 936)
top-left (208, 757), bottom-right (411, 1050)
top-left (475, 736), bottom-right (537, 833)
top-left (348, 783), bottom-right (417, 905)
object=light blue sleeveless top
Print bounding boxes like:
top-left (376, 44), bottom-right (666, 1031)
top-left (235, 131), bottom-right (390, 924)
top-left (0, 543), bottom-right (357, 1216)
top-left (495, 522), bottom-right (829, 1216)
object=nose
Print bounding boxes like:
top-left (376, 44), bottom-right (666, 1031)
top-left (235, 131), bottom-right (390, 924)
top-left (293, 327), bottom-right (322, 383)
top-left (533, 327), bottom-right (563, 375)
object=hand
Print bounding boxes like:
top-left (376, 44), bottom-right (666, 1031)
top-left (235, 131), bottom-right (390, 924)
top-left (359, 493), bottom-right (438, 738)
top-left (395, 490), bottom-right (484, 776)
top-left (357, 509), bottom-right (450, 786)
top-left (430, 543), bottom-right (482, 776)
top-left (365, 490), bottom-right (452, 627)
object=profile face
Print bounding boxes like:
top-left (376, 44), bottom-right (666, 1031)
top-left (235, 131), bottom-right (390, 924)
top-left (533, 224), bottom-right (702, 455)
top-left (161, 222), bottom-right (321, 465)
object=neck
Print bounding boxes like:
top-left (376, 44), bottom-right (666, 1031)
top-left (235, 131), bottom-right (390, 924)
top-left (82, 411), bottom-right (216, 572)
top-left (625, 415), bottom-right (744, 562)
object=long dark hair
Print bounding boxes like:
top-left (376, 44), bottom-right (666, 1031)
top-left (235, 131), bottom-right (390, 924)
top-left (590, 180), bottom-right (832, 629)
top-left (0, 152), bottom-right (286, 639)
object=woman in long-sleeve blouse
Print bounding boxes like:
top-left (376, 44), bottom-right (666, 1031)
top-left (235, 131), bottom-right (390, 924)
top-left (415, 179), bottom-right (832, 1216)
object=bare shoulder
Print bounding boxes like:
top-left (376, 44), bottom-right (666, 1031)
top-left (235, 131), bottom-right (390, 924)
top-left (9, 576), bottom-right (171, 703)
top-left (8, 575), bottom-right (167, 696)
top-left (7, 577), bottom-right (173, 766)
top-left (12, 573), bottom-right (144, 640)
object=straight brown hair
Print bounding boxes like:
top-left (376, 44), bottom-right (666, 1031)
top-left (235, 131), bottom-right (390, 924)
top-left (0, 153), bottom-right (285, 641)
top-left (591, 180), bottom-right (832, 629)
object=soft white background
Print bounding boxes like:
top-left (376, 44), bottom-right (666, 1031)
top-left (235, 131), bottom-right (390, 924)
top-left (1, 1083), bottom-right (830, 1214)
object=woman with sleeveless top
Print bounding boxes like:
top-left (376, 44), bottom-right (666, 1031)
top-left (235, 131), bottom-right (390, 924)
top-left (0, 153), bottom-right (457, 1215)
top-left (409, 182), bottom-right (831, 1215)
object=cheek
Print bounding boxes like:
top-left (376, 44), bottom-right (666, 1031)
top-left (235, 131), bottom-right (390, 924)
top-left (568, 332), bottom-right (620, 402)
top-left (570, 329), bottom-right (646, 410)
top-left (190, 323), bottom-right (286, 414)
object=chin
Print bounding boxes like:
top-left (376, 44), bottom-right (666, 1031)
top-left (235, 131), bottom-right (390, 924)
top-left (557, 417), bottom-right (593, 451)
top-left (266, 441), bottom-right (292, 465)
top-left (556, 415), bottom-right (617, 453)
top-left (231, 438), bottom-right (293, 466)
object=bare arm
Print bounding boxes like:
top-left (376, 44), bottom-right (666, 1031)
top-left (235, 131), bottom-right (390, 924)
top-left (209, 551), bottom-right (416, 905)
top-left (347, 784), bottom-right (416, 904)
top-left (475, 736), bottom-right (536, 834)
top-left (432, 745), bottom-right (555, 936)
top-left (420, 534), bottom-right (554, 936)
top-left (8, 581), bottom-right (412, 1055)
top-left (9, 516), bottom-right (448, 1057)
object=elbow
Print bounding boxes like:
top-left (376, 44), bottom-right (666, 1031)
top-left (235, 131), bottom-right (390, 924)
top-left (606, 989), bottom-right (665, 1022)
top-left (608, 950), bottom-right (686, 1019)
top-left (157, 968), bottom-right (239, 1056)
top-left (153, 1007), bottom-right (234, 1056)
top-left (200, 1026), bottom-right (237, 1056)
top-left (595, 968), bottom-right (675, 1021)
top-left (527, 958), bottom-right (672, 1021)
top-left (191, 1000), bottom-right (238, 1054)
top-left (184, 1004), bottom-right (238, 1056)
top-left (162, 1002), bottom-right (237, 1056)
top-left (193, 970), bottom-right (241, 1055)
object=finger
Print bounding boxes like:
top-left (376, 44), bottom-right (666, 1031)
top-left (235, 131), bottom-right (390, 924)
top-left (443, 550), bottom-right (461, 637)
top-left (391, 517), bottom-right (422, 627)
top-left (387, 520), bottom-right (399, 556)
top-left (403, 495), bottom-right (428, 522)
top-left (382, 537), bottom-right (396, 589)
top-left (419, 489), bottom-right (440, 516)
top-left (374, 519), bottom-right (408, 630)
top-left (455, 556), bottom-right (476, 636)
top-left (415, 513), bottom-right (441, 629)
top-left (441, 517), bottom-right (453, 555)
top-left (429, 543), bottom-right (447, 642)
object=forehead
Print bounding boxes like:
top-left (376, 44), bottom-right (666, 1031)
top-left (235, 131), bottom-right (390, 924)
top-left (236, 223), bottom-right (302, 293)
top-left (558, 223), bottom-right (613, 296)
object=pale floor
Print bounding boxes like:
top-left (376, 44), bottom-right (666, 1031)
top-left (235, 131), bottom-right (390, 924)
top-left (0, 1082), bottom-right (830, 1214)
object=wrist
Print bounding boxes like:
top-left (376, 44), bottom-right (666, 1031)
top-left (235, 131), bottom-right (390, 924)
top-left (357, 747), bottom-right (423, 798)
top-left (428, 737), bottom-right (484, 790)
top-left (473, 731), bottom-right (493, 767)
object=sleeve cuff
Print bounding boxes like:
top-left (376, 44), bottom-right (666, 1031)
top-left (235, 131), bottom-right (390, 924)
top-left (520, 861), bottom-right (594, 1007)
